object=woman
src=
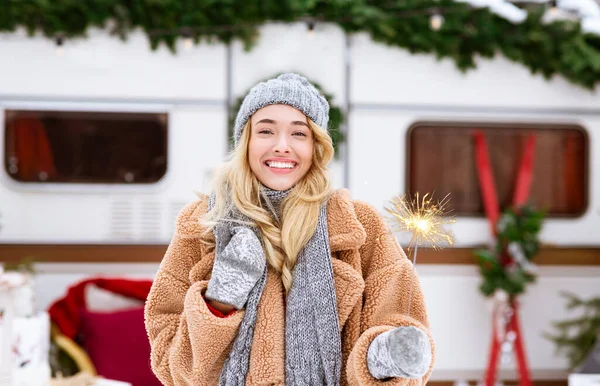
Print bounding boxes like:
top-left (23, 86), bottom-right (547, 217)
top-left (144, 73), bottom-right (435, 385)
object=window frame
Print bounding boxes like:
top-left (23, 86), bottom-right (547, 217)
top-left (0, 101), bottom-right (172, 194)
top-left (405, 120), bottom-right (590, 219)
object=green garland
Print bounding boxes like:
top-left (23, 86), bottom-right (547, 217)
top-left (475, 205), bottom-right (545, 297)
top-left (2, 1), bottom-right (600, 89)
top-left (229, 73), bottom-right (344, 155)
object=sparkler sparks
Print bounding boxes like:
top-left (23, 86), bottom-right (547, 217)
top-left (385, 192), bottom-right (455, 251)
top-left (385, 192), bottom-right (455, 317)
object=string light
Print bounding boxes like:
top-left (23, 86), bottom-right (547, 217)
top-left (13, 2), bottom-right (596, 48)
top-left (55, 35), bottom-right (64, 56)
top-left (549, 0), bottom-right (558, 15)
top-left (307, 20), bottom-right (315, 38)
top-left (181, 28), bottom-right (193, 50)
top-left (144, 5), bottom-right (485, 38)
top-left (430, 13), bottom-right (444, 31)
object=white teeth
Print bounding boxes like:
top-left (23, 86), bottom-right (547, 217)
top-left (267, 161), bottom-right (295, 169)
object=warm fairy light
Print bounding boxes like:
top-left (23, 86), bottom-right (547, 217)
top-left (55, 35), bottom-right (64, 56)
top-left (430, 14), bottom-right (444, 31)
top-left (385, 192), bottom-right (455, 250)
top-left (307, 20), bottom-right (315, 38)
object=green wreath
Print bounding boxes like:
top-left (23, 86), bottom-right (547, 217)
top-left (474, 205), bottom-right (546, 298)
top-left (229, 74), bottom-right (344, 157)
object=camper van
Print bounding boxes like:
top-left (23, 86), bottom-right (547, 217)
top-left (1, 23), bottom-right (598, 383)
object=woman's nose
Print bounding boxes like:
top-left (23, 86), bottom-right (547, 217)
top-left (273, 135), bottom-right (291, 153)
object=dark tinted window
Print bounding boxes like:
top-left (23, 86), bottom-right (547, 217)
top-left (4, 110), bottom-right (168, 184)
top-left (408, 122), bottom-right (588, 217)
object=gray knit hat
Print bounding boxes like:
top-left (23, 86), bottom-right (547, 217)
top-left (233, 73), bottom-right (330, 146)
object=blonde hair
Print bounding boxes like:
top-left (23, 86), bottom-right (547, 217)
top-left (201, 118), bottom-right (334, 294)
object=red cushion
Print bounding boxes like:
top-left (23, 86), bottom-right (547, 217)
top-left (80, 307), bottom-right (162, 386)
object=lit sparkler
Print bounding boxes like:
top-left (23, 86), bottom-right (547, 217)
top-left (385, 192), bottom-right (455, 316)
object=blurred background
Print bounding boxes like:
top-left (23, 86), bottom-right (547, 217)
top-left (0, 1), bottom-right (599, 385)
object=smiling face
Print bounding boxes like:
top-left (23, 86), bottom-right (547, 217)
top-left (248, 104), bottom-right (314, 191)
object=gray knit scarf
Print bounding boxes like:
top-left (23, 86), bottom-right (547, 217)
top-left (208, 186), bottom-right (342, 385)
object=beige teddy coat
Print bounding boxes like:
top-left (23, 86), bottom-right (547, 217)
top-left (144, 189), bottom-right (435, 385)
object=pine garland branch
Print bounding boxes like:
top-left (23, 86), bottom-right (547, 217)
top-left (551, 316), bottom-right (600, 330)
top-left (545, 292), bottom-right (600, 369)
top-left (1, 1), bottom-right (600, 89)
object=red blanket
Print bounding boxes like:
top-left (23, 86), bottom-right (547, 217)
top-left (48, 278), bottom-right (153, 340)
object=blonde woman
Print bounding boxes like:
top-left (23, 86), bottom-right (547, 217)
top-left (144, 73), bottom-right (435, 385)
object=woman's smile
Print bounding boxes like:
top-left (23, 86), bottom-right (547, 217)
top-left (264, 158), bottom-right (299, 174)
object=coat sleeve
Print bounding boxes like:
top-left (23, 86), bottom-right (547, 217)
top-left (346, 201), bottom-right (436, 386)
top-left (144, 199), bottom-right (246, 386)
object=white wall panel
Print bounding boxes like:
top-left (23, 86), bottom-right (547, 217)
top-left (350, 33), bottom-right (600, 110)
top-left (232, 23), bottom-right (346, 105)
top-left (0, 29), bottom-right (227, 101)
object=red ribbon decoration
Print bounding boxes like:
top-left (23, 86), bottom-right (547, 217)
top-left (473, 131), bottom-right (535, 386)
top-left (513, 135), bottom-right (536, 208)
top-left (473, 131), bottom-right (500, 236)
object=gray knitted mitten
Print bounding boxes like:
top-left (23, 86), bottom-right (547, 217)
top-left (205, 225), bottom-right (266, 310)
top-left (367, 326), bottom-right (432, 380)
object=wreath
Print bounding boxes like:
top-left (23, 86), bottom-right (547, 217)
top-left (475, 205), bottom-right (545, 297)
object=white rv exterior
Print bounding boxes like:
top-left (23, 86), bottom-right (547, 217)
top-left (0, 23), bottom-right (598, 381)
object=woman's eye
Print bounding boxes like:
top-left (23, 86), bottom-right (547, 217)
top-left (258, 129), bottom-right (273, 134)
top-left (293, 132), bottom-right (307, 137)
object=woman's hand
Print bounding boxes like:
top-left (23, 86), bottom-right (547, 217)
top-left (205, 226), bottom-right (266, 310)
top-left (366, 326), bottom-right (432, 380)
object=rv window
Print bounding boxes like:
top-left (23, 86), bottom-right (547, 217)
top-left (4, 110), bottom-right (168, 184)
top-left (408, 122), bottom-right (588, 217)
